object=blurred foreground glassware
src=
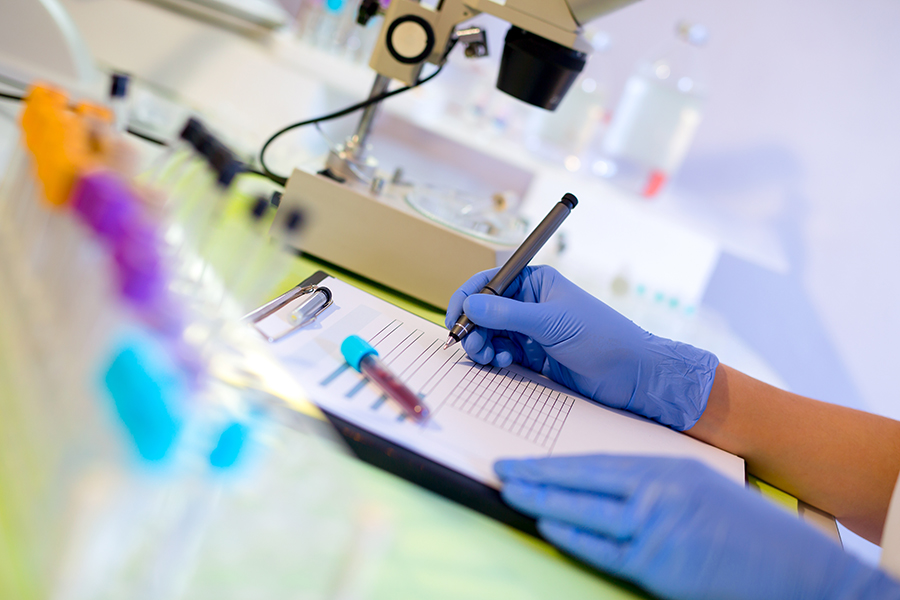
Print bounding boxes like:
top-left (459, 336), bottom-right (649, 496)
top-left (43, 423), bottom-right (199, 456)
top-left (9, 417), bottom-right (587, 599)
top-left (595, 22), bottom-right (709, 199)
top-left (0, 87), bottom-right (349, 600)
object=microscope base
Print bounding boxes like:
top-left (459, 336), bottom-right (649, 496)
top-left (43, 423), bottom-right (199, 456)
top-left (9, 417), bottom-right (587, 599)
top-left (271, 169), bottom-right (515, 309)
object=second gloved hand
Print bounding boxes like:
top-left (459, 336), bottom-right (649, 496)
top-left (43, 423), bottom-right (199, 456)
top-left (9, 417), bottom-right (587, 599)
top-left (445, 266), bottom-right (717, 430)
top-left (495, 455), bottom-right (900, 600)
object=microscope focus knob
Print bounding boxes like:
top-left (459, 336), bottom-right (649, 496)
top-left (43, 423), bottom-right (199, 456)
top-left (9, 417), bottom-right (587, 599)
top-left (385, 15), bottom-right (435, 64)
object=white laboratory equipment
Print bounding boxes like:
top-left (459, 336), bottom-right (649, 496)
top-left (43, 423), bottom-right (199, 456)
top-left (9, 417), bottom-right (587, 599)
top-left (270, 0), bottom-right (643, 308)
top-left (595, 22), bottom-right (709, 199)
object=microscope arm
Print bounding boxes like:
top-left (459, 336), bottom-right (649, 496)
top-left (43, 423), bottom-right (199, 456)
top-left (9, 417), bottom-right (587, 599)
top-left (369, 0), bottom-right (640, 87)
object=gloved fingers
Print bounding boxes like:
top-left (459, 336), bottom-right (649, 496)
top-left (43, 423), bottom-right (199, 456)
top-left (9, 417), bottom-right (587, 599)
top-left (490, 336), bottom-right (518, 368)
top-left (537, 519), bottom-right (627, 576)
top-left (495, 455), bottom-right (660, 497)
top-left (463, 294), bottom-right (554, 345)
top-left (445, 268), bottom-right (501, 329)
top-left (467, 333), bottom-right (541, 370)
top-left (502, 481), bottom-right (636, 541)
top-left (461, 327), bottom-right (495, 364)
top-left (516, 334), bottom-right (547, 372)
top-left (446, 266), bottom-right (545, 331)
top-left (460, 325), bottom-right (488, 356)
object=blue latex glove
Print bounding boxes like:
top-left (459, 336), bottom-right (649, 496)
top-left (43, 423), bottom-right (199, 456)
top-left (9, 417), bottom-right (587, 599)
top-left (445, 266), bottom-right (717, 430)
top-left (496, 455), bottom-right (900, 600)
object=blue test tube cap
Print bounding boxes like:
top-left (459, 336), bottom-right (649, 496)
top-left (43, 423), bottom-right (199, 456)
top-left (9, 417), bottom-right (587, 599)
top-left (341, 335), bottom-right (378, 372)
top-left (209, 421), bottom-right (248, 469)
top-left (103, 331), bottom-right (186, 462)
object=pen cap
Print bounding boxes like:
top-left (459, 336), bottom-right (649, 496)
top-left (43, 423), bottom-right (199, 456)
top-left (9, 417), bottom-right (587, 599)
top-left (341, 335), bottom-right (379, 372)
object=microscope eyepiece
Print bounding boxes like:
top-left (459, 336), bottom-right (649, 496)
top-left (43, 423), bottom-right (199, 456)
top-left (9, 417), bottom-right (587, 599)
top-left (496, 26), bottom-right (587, 111)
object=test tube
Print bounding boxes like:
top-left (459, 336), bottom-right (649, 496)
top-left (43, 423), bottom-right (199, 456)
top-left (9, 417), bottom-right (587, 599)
top-left (193, 143), bottom-right (242, 256)
top-left (232, 207), bottom-right (304, 311)
top-left (0, 135), bottom-right (29, 216)
top-left (340, 335), bottom-right (430, 422)
top-left (146, 118), bottom-right (206, 193)
top-left (210, 196), bottom-right (272, 317)
top-left (172, 134), bottom-right (239, 262)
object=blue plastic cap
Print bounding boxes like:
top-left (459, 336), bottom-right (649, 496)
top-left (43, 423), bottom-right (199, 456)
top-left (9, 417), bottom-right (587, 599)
top-left (103, 331), bottom-right (185, 462)
top-left (209, 422), bottom-right (248, 469)
top-left (341, 335), bottom-right (378, 372)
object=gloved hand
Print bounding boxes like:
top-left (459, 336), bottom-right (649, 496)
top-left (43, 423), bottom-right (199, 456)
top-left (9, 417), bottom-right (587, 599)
top-left (495, 455), bottom-right (900, 600)
top-left (445, 266), bottom-right (717, 430)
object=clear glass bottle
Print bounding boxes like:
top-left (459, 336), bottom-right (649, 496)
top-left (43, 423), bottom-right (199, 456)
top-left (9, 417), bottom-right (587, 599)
top-left (525, 30), bottom-right (613, 171)
top-left (594, 22), bottom-right (709, 198)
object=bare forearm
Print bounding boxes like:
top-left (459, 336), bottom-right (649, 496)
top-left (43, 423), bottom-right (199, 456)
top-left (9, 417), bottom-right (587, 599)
top-left (687, 364), bottom-right (900, 544)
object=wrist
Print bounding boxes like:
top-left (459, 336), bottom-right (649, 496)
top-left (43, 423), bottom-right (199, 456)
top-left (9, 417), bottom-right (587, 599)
top-left (632, 337), bottom-right (718, 431)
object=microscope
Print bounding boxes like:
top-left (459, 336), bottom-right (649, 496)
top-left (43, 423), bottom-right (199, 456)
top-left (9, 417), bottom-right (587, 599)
top-left (272, 0), bottom-right (640, 307)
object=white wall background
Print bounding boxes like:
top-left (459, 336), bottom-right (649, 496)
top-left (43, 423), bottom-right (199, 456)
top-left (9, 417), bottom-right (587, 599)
top-left (581, 0), bottom-right (900, 563)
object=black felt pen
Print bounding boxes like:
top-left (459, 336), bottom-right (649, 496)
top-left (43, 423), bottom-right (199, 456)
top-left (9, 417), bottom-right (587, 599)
top-left (444, 192), bottom-right (578, 350)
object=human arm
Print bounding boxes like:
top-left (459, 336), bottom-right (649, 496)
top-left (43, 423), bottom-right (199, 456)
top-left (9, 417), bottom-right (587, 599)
top-left (688, 364), bottom-right (900, 543)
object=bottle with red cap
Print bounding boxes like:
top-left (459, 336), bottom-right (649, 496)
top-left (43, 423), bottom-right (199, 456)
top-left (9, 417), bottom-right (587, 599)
top-left (594, 22), bottom-right (709, 199)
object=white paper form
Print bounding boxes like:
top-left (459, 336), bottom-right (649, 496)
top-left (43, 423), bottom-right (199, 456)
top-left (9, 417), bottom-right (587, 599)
top-left (260, 276), bottom-right (745, 487)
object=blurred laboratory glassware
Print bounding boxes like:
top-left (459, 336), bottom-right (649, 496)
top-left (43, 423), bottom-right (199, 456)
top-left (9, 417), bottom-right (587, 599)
top-left (596, 22), bottom-right (709, 198)
top-left (293, 0), bottom-right (380, 63)
top-left (525, 30), bottom-right (613, 168)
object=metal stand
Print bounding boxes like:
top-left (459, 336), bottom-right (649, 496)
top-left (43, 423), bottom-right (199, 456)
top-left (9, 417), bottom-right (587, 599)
top-left (324, 74), bottom-right (391, 183)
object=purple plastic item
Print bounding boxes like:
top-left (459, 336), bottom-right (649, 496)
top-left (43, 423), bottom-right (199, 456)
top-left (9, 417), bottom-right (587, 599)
top-left (114, 224), bottom-right (165, 305)
top-left (71, 171), bottom-right (171, 313)
top-left (70, 171), bottom-right (204, 383)
top-left (71, 172), bottom-right (140, 243)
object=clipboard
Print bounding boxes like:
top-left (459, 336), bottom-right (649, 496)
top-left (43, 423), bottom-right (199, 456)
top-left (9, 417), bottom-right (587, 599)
top-left (247, 270), bottom-right (540, 537)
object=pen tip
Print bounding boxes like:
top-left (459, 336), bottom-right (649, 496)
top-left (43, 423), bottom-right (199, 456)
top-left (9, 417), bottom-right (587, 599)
top-left (443, 337), bottom-right (457, 351)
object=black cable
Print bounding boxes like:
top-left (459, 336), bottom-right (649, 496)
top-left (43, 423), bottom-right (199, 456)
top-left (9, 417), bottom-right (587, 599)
top-left (242, 166), bottom-right (278, 180)
top-left (126, 126), bottom-right (168, 146)
top-left (258, 63), bottom-right (448, 187)
top-left (0, 91), bottom-right (25, 101)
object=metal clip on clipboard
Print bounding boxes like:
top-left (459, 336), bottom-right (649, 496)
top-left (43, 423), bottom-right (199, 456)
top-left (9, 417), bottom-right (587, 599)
top-left (247, 284), bottom-right (333, 342)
